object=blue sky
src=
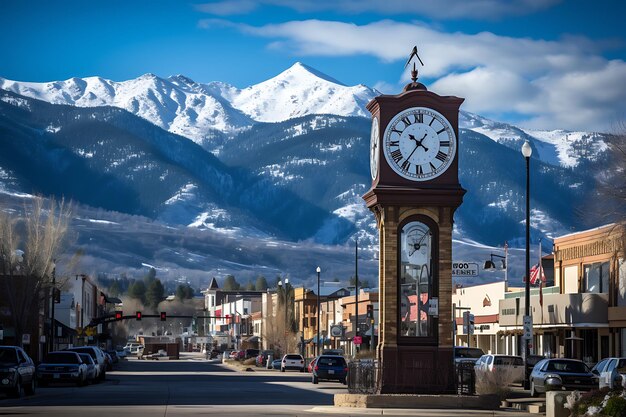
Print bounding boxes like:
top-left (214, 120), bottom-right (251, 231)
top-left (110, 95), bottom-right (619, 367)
top-left (1, 0), bottom-right (625, 131)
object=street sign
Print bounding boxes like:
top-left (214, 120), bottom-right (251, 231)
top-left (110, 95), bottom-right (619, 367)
top-left (330, 325), bottom-right (343, 338)
top-left (428, 297), bottom-right (439, 317)
top-left (523, 315), bottom-right (533, 340)
top-left (22, 334), bottom-right (30, 344)
top-left (452, 262), bottom-right (479, 277)
top-left (462, 312), bottom-right (475, 335)
top-left (353, 336), bottom-right (363, 345)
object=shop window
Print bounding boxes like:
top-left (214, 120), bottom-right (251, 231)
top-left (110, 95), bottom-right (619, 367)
top-left (583, 261), bottom-right (609, 293)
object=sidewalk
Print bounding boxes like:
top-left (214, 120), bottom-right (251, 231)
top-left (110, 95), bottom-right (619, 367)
top-left (308, 406), bottom-right (540, 416)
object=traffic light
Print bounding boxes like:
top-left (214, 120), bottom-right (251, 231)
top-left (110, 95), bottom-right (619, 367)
top-left (160, 312), bottom-right (166, 321)
top-left (115, 311), bottom-right (123, 321)
top-left (136, 311), bottom-right (142, 321)
top-left (366, 304), bottom-right (374, 319)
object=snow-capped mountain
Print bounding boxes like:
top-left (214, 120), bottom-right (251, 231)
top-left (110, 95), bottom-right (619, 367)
top-left (0, 63), bottom-right (377, 145)
top-left (0, 63), bottom-right (615, 285)
top-left (214, 62), bottom-right (378, 122)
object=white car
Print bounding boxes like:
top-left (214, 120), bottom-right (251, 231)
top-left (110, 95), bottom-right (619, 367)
top-left (474, 354), bottom-right (525, 384)
top-left (592, 357), bottom-right (626, 389)
top-left (124, 343), bottom-right (144, 356)
top-left (281, 354), bottom-right (305, 372)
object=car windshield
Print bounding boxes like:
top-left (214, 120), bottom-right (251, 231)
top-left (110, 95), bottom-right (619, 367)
top-left (456, 348), bottom-right (484, 359)
top-left (318, 357), bottom-right (346, 367)
top-left (46, 352), bottom-right (81, 364)
top-left (285, 355), bottom-right (302, 360)
top-left (0, 348), bottom-right (18, 365)
top-left (546, 360), bottom-right (589, 373)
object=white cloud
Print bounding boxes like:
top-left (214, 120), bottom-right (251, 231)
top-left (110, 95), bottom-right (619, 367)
top-left (195, 1), bottom-right (258, 16)
top-left (196, 0), bottom-right (560, 19)
top-left (202, 18), bottom-right (626, 132)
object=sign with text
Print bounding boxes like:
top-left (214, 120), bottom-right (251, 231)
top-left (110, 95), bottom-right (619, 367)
top-left (523, 315), bottom-right (533, 340)
top-left (452, 262), bottom-right (479, 277)
top-left (353, 336), bottom-right (363, 345)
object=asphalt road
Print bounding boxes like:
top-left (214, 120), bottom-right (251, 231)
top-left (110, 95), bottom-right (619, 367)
top-left (0, 353), bottom-right (350, 416)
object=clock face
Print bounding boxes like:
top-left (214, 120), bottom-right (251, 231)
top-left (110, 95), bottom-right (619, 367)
top-left (402, 221), bottom-right (432, 268)
top-left (383, 107), bottom-right (456, 181)
top-left (370, 117), bottom-right (379, 180)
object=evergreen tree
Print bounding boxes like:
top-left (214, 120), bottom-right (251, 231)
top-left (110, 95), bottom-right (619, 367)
top-left (222, 275), bottom-right (240, 291)
top-left (255, 275), bottom-right (268, 291)
top-left (184, 285), bottom-right (194, 299)
top-left (143, 267), bottom-right (157, 286)
top-left (128, 280), bottom-right (146, 304)
top-left (108, 280), bottom-right (121, 297)
top-left (145, 279), bottom-right (164, 310)
top-left (245, 281), bottom-right (255, 291)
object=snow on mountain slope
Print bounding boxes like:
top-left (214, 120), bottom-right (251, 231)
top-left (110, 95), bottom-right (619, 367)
top-left (0, 74), bottom-right (252, 143)
top-left (208, 62), bottom-right (379, 123)
top-left (460, 110), bottom-right (607, 168)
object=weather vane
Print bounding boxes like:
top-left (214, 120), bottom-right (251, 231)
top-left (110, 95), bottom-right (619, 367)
top-left (404, 46), bottom-right (424, 83)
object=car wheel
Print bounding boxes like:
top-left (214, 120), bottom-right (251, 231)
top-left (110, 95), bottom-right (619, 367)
top-left (313, 376), bottom-right (319, 384)
top-left (10, 379), bottom-right (22, 398)
top-left (530, 380), bottom-right (537, 397)
top-left (341, 378), bottom-right (347, 385)
top-left (281, 367), bottom-right (285, 372)
top-left (300, 368), bottom-right (305, 373)
top-left (100, 370), bottom-right (106, 381)
top-left (24, 378), bottom-right (36, 396)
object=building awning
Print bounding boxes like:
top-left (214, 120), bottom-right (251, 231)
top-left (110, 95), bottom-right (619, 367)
top-left (245, 335), bottom-right (259, 343)
top-left (54, 319), bottom-right (77, 338)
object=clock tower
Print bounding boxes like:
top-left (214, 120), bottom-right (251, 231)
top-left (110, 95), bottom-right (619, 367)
top-left (363, 47), bottom-right (465, 393)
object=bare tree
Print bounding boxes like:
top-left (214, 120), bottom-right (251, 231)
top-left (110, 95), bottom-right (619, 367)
top-left (0, 197), bottom-right (71, 347)
top-left (595, 124), bottom-right (626, 249)
top-left (262, 293), bottom-right (297, 355)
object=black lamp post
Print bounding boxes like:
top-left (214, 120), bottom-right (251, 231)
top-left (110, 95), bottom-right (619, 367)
top-left (316, 266), bottom-right (321, 358)
top-left (522, 139), bottom-right (532, 389)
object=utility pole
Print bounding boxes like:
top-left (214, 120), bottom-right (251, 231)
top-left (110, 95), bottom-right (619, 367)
top-left (355, 239), bottom-right (359, 354)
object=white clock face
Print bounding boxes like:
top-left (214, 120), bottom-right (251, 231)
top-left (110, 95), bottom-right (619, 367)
top-left (370, 117), bottom-right (379, 180)
top-left (383, 107), bottom-right (456, 181)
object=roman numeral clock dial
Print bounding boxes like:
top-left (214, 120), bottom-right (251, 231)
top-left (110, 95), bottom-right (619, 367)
top-left (383, 107), bottom-right (456, 181)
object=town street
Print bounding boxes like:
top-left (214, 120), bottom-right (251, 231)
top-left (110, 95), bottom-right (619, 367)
top-left (0, 353), bottom-right (347, 417)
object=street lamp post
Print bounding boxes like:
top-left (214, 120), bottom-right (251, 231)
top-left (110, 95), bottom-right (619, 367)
top-left (522, 139), bottom-right (532, 389)
top-left (316, 266), bottom-right (321, 358)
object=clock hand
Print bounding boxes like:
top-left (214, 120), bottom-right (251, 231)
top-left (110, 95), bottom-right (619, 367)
top-left (416, 133), bottom-right (429, 152)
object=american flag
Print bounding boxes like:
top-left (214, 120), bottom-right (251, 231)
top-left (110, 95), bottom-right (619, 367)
top-left (529, 263), bottom-right (546, 285)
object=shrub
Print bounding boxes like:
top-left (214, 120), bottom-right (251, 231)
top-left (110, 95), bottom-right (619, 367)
top-left (604, 396), bottom-right (626, 417)
top-left (566, 387), bottom-right (626, 417)
top-left (475, 368), bottom-right (516, 400)
top-left (243, 358), bottom-right (256, 366)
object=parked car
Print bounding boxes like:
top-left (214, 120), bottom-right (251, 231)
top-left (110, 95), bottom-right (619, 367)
top-left (208, 349), bottom-right (221, 359)
top-left (474, 354), bottom-right (525, 384)
top-left (37, 351), bottom-right (87, 387)
top-left (307, 356), bottom-right (318, 373)
top-left (124, 343), bottom-right (144, 356)
top-left (229, 350), bottom-right (240, 360)
top-left (281, 354), bottom-right (305, 372)
top-left (244, 349), bottom-right (260, 360)
top-left (322, 349), bottom-right (344, 356)
top-left (104, 352), bottom-right (113, 371)
top-left (236, 350), bottom-right (246, 361)
top-left (271, 359), bottom-right (282, 370)
top-left (65, 346), bottom-right (107, 382)
top-left (526, 355), bottom-right (546, 378)
top-left (312, 355), bottom-right (348, 384)
top-left (592, 357), bottom-right (626, 389)
top-left (0, 345), bottom-right (36, 397)
top-left (454, 347), bottom-right (485, 364)
top-left (256, 350), bottom-right (274, 367)
top-left (115, 349), bottom-right (128, 359)
top-left (105, 350), bottom-right (119, 364)
top-left (530, 358), bottom-right (597, 396)
top-left (79, 353), bottom-right (98, 384)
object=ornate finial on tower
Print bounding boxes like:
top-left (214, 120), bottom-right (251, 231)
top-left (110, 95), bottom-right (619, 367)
top-left (403, 46), bottom-right (427, 92)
